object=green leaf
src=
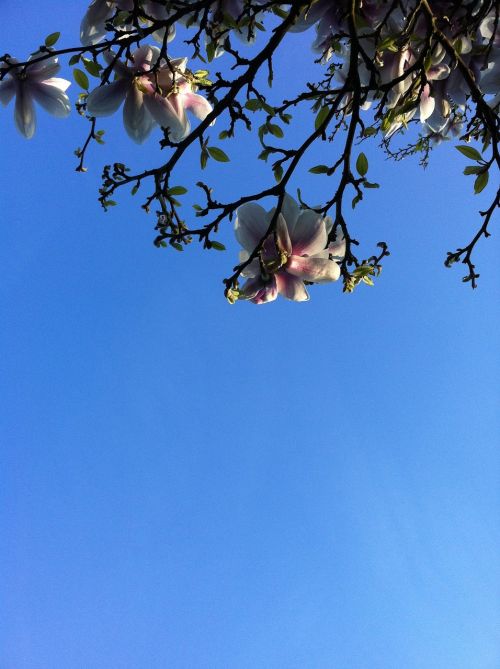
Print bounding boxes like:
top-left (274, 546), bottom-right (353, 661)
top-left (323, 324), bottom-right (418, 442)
top-left (73, 68), bottom-right (89, 90)
top-left (82, 58), bottom-right (101, 77)
top-left (356, 152), bottom-right (369, 177)
top-left (474, 170), bottom-right (489, 194)
top-left (207, 146), bottom-right (230, 162)
top-left (456, 145), bottom-right (483, 162)
top-left (267, 123), bottom-right (283, 138)
top-left (206, 41), bottom-right (216, 63)
top-left (273, 165), bottom-right (283, 183)
top-left (168, 186), bottom-right (188, 196)
top-left (210, 241), bottom-right (226, 251)
top-left (463, 165), bottom-right (483, 175)
top-left (171, 242), bottom-right (183, 251)
top-left (309, 165), bottom-right (330, 174)
top-left (363, 181), bottom-right (379, 188)
top-left (315, 105), bottom-right (330, 131)
top-left (245, 98), bottom-right (261, 111)
top-left (44, 32), bottom-right (60, 47)
top-left (200, 149), bottom-right (208, 170)
top-left (68, 54), bottom-right (80, 66)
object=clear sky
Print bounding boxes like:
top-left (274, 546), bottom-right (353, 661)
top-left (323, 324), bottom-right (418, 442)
top-left (1, 3), bottom-right (499, 668)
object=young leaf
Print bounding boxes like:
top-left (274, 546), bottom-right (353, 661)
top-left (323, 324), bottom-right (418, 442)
top-left (207, 146), bottom-right (230, 162)
top-left (474, 170), bottom-right (489, 194)
top-left (356, 152), bottom-right (368, 177)
top-left (45, 32), bottom-right (60, 47)
top-left (267, 123), bottom-right (283, 138)
top-left (455, 145), bottom-right (483, 162)
top-left (245, 98), bottom-right (262, 112)
top-left (210, 241), bottom-right (226, 251)
top-left (73, 68), bottom-right (89, 90)
top-left (168, 186), bottom-right (188, 196)
top-left (83, 58), bottom-right (101, 77)
top-left (309, 165), bottom-right (329, 174)
top-left (315, 106), bottom-right (330, 130)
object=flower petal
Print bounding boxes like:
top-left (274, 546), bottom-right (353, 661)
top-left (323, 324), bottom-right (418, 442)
top-left (15, 88), bottom-right (36, 138)
top-left (29, 82), bottom-right (71, 117)
top-left (0, 78), bottom-right (16, 106)
top-left (235, 202), bottom-right (269, 252)
top-left (286, 256), bottom-right (340, 283)
top-left (182, 91), bottom-right (213, 121)
top-left (142, 92), bottom-right (188, 141)
top-left (27, 56), bottom-right (61, 80)
top-left (419, 84), bottom-right (435, 122)
top-left (280, 193), bottom-right (301, 231)
top-left (275, 213), bottom-right (292, 256)
top-left (123, 85), bottom-right (155, 143)
top-left (86, 79), bottom-right (129, 116)
top-left (131, 45), bottom-right (161, 72)
top-left (290, 209), bottom-right (328, 256)
top-left (275, 272), bottom-right (309, 301)
top-left (80, 0), bottom-right (113, 45)
top-left (240, 276), bottom-right (278, 304)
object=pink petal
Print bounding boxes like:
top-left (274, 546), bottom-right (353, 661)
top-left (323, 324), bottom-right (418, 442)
top-left (286, 256), bottom-right (340, 283)
top-left (290, 209), bottom-right (328, 256)
top-left (275, 213), bottom-right (292, 256)
top-left (142, 91), bottom-right (188, 141)
top-left (182, 91), bottom-right (213, 121)
top-left (275, 272), bottom-right (309, 301)
top-left (419, 84), bottom-right (435, 122)
top-left (240, 276), bottom-right (278, 304)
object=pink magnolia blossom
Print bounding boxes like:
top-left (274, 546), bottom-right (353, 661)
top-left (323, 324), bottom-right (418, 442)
top-left (235, 194), bottom-right (344, 304)
top-left (85, 46), bottom-right (213, 143)
top-left (0, 55), bottom-right (71, 139)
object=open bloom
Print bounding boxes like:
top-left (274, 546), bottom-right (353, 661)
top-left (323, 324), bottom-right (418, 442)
top-left (86, 46), bottom-right (213, 143)
top-left (80, 0), bottom-right (175, 45)
top-left (235, 194), bottom-right (344, 304)
top-left (0, 55), bottom-right (71, 138)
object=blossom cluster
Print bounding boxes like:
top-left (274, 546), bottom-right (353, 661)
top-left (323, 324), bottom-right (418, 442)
top-left (291, 0), bottom-right (499, 139)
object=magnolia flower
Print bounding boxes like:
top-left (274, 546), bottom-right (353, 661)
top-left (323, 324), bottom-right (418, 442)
top-left (85, 46), bottom-right (213, 143)
top-left (0, 55), bottom-right (71, 139)
top-left (235, 194), bottom-right (344, 304)
top-left (80, 0), bottom-right (175, 46)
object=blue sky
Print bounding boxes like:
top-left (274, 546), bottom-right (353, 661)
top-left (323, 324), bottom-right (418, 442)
top-left (1, 3), bottom-right (499, 668)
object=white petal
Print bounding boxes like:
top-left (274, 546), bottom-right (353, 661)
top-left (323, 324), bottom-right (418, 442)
top-left (131, 45), bottom-right (161, 72)
top-left (27, 56), bottom-right (61, 80)
top-left (80, 0), bottom-right (113, 45)
top-left (123, 86), bottom-right (155, 143)
top-left (419, 84), bottom-right (435, 122)
top-left (0, 78), bottom-right (16, 106)
top-left (86, 79), bottom-right (129, 116)
top-left (29, 82), bottom-right (71, 117)
top-left (15, 88), bottom-right (36, 138)
top-left (234, 202), bottom-right (269, 252)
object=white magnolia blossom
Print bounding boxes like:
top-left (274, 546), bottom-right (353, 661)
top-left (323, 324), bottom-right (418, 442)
top-left (235, 194), bottom-right (345, 304)
top-left (80, 0), bottom-right (175, 45)
top-left (85, 46), bottom-right (213, 143)
top-left (0, 55), bottom-right (71, 139)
